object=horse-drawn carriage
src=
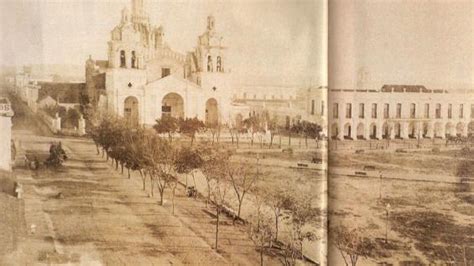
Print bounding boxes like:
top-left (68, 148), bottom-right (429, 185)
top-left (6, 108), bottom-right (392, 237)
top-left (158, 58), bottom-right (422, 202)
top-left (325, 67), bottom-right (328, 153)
top-left (24, 142), bottom-right (67, 170)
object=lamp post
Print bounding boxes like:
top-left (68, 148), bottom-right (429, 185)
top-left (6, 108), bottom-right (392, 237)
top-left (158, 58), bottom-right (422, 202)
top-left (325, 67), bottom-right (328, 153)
top-left (256, 153), bottom-right (260, 178)
top-left (379, 171), bottom-right (383, 200)
top-left (385, 203), bottom-right (391, 244)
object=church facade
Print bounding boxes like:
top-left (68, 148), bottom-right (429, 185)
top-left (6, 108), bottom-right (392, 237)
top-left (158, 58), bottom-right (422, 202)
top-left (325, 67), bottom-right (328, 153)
top-left (85, 0), bottom-right (232, 127)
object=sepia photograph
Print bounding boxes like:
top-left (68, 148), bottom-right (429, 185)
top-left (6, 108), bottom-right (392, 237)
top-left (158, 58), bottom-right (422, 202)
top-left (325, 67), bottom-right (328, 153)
top-left (1, 0), bottom-right (327, 265)
top-left (328, 0), bottom-right (473, 265)
top-left (1, 0), bottom-right (474, 265)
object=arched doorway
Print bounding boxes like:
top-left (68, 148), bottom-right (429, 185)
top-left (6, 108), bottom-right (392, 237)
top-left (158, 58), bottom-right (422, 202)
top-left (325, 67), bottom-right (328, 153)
top-left (445, 122), bottom-right (454, 137)
top-left (356, 123), bottom-right (365, 139)
top-left (162, 93), bottom-right (184, 119)
top-left (422, 122), bottom-right (429, 138)
top-left (394, 123), bottom-right (401, 138)
top-left (124, 96), bottom-right (139, 126)
top-left (434, 122), bottom-right (443, 138)
top-left (331, 123), bottom-right (339, 139)
top-left (468, 122), bottom-right (474, 137)
top-left (382, 122), bottom-right (390, 139)
top-left (370, 123), bottom-right (377, 139)
top-left (344, 123), bottom-right (352, 140)
top-left (205, 98), bottom-right (219, 125)
top-left (408, 122), bottom-right (416, 138)
top-left (456, 122), bottom-right (464, 136)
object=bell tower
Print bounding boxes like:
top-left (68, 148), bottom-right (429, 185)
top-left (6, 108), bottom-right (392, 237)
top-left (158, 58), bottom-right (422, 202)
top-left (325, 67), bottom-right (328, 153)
top-left (131, 0), bottom-right (149, 25)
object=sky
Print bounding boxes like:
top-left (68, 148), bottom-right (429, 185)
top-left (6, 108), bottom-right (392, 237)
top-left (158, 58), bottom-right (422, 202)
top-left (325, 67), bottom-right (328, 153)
top-left (329, 0), bottom-right (474, 90)
top-left (0, 0), bottom-right (327, 86)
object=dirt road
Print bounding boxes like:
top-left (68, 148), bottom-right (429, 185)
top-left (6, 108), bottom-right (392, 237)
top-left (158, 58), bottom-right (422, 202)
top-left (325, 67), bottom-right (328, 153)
top-left (4, 100), bottom-right (275, 265)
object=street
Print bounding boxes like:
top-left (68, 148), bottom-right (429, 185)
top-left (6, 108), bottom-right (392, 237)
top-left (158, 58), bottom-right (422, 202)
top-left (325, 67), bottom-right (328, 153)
top-left (4, 99), bottom-right (276, 265)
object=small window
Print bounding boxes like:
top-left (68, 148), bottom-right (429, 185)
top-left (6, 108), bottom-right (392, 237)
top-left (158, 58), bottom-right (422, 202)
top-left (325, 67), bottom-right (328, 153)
top-left (216, 56), bottom-right (222, 72)
top-left (333, 103), bottom-right (339, 119)
top-left (207, 55), bottom-right (213, 72)
top-left (384, 103), bottom-right (389, 119)
top-left (371, 103), bottom-right (377, 118)
top-left (396, 103), bottom-right (402, 118)
top-left (359, 103), bottom-right (365, 119)
top-left (161, 68), bottom-right (171, 78)
top-left (120, 50), bottom-right (126, 68)
top-left (131, 51), bottom-right (137, 68)
top-left (346, 103), bottom-right (352, 119)
top-left (410, 103), bottom-right (416, 118)
top-left (436, 103), bottom-right (441, 119)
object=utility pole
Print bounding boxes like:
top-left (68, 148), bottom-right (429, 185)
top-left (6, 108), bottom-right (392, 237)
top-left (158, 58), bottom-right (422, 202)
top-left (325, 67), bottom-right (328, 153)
top-left (379, 171), bottom-right (383, 200)
top-left (385, 203), bottom-right (391, 244)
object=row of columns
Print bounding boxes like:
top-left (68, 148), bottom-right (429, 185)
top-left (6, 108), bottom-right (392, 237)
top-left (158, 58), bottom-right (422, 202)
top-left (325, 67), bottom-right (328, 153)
top-left (332, 120), bottom-right (470, 141)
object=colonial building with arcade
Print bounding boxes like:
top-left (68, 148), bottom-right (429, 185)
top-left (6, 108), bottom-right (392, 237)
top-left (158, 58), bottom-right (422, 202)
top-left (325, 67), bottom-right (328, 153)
top-left (85, 0), bottom-right (232, 127)
top-left (329, 85), bottom-right (474, 140)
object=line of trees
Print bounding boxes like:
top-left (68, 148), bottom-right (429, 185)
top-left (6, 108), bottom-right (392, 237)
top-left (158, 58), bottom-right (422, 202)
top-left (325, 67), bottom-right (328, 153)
top-left (151, 114), bottom-right (324, 149)
top-left (88, 115), bottom-right (321, 264)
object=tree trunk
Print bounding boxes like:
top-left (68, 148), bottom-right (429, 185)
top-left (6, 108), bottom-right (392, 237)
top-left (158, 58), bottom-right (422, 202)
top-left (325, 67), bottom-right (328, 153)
top-left (288, 133), bottom-right (291, 146)
top-left (139, 170), bottom-right (146, 190)
top-left (305, 136), bottom-right (308, 148)
top-left (206, 182), bottom-right (211, 208)
top-left (192, 172), bottom-right (197, 199)
top-left (215, 206), bottom-right (220, 251)
top-left (185, 173), bottom-right (188, 191)
top-left (127, 167), bottom-right (130, 179)
top-left (191, 134), bottom-right (195, 146)
top-left (115, 159), bottom-right (118, 170)
top-left (260, 244), bottom-right (264, 266)
top-left (237, 200), bottom-right (243, 220)
top-left (150, 176), bottom-right (155, 197)
top-left (159, 188), bottom-right (164, 205)
top-left (121, 162), bottom-right (124, 174)
top-left (172, 186), bottom-right (176, 214)
top-left (275, 210), bottom-right (279, 241)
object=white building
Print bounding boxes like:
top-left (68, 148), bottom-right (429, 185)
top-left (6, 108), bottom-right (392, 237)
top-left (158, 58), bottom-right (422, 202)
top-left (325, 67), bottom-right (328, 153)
top-left (86, 0), bottom-right (233, 127)
top-left (329, 85), bottom-right (474, 140)
top-left (0, 97), bottom-right (14, 171)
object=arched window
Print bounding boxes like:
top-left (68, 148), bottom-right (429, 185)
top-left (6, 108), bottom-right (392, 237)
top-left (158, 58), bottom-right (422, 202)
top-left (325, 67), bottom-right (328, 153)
top-left (216, 56), bottom-right (222, 72)
top-left (131, 51), bottom-right (137, 69)
top-left (207, 55), bottom-right (213, 72)
top-left (120, 50), bottom-right (126, 68)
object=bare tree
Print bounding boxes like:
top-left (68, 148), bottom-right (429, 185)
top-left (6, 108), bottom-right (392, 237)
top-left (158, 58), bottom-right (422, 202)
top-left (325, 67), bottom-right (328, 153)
top-left (201, 147), bottom-right (231, 208)
top-left (284, 194), bottom-right (318, 262)
top-left (265, 182), bottom-right (294, 242)
top-left (249, 192), bottom-right (275, 266)
top-left (332, 225), bottom-right (375, 266)
top-left (209, 166), bottom-right (229, 251)
top-left (174, 146), bottom-right (203, 193)
top-left (227, 160), bottom-right (258, 222)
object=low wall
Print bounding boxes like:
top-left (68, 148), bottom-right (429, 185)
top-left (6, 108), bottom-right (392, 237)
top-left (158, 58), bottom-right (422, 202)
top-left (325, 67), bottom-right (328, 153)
top-left (37, 110), bottom-right (60, 133)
